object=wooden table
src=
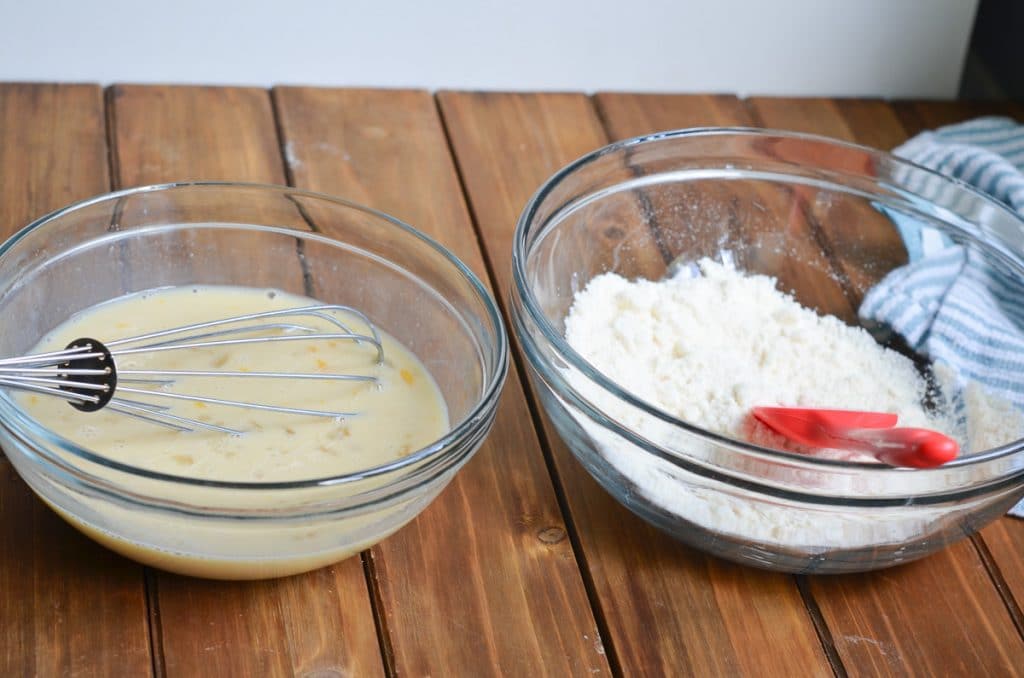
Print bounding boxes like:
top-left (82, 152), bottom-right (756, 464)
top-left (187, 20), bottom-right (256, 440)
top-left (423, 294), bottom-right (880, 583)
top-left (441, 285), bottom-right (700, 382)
top-left (1, 84), bottom-right (1023, 677)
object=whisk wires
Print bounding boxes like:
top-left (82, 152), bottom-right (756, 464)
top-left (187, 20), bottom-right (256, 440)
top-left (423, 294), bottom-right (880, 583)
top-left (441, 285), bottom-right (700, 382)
top-left (0, 305), bottom-right (383, 433)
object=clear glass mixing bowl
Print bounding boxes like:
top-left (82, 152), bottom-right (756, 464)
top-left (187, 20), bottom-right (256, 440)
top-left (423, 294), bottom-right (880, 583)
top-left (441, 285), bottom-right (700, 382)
top-left (512, 128), bottom-right (1024, 573)
top-left (0, 182), bottom-right (508, 579)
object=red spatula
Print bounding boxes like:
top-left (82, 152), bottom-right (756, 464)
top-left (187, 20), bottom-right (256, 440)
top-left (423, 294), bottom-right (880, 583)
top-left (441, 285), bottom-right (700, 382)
top-left (752, 407), bottom-right (959, 468)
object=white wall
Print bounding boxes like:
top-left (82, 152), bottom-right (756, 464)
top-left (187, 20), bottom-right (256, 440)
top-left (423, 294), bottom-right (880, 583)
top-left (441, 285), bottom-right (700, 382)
top-left (0, 0), bottom-right (978, 98)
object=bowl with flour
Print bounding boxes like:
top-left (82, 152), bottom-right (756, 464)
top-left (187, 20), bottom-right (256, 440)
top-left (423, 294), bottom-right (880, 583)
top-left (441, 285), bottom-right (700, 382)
top-left (512, 128), bottom-right (1024, 573)
top-left (0, 183), bottom-right (507, 579)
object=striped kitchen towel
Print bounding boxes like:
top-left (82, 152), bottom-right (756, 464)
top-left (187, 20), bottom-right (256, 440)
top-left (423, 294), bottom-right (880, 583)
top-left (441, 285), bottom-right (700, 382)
top-left (858, 117), bottom-right (1024, 517)
top-left (884, 117), bottom-right (1024, 258)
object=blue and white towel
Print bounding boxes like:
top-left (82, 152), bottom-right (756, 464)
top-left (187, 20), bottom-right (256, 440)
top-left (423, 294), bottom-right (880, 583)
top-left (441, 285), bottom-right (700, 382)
top-left (858, 117), bottom-right (1024, 517)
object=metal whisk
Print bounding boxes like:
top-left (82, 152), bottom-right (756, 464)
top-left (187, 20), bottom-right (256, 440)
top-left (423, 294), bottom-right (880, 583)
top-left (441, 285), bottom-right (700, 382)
top-left (0, 305), bottom-right (384, 434)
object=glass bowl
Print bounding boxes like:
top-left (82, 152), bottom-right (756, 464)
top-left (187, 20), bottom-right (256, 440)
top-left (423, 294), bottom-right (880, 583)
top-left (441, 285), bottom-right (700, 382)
top-left (511, 128), bottom-right (1024, 573)
top-left (0, 182), bottom-right (507, 580)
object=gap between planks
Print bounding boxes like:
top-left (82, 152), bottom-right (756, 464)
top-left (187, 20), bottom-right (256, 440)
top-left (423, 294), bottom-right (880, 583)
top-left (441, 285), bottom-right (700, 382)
top-left (431, 92), bottom-right (627, 677)
top-left (971, 534), bottom-right (1024, 640)
top-left (104, 84), bottom-right (387, 677)
top-left (596, 92), bottom-right (845, 674)
top-left (78, 85), bottom-right (1024, 675)
top-left (267, 88), bottom-right (398, 677)
top-left (742, 95), bottom-right (1024, 667)
top-left (271, 86), bottom-right (609, 675)
top-left (0, 83), bottom-right (155, 678)
top-left (104, 84), bottom-right (165, 678)
top-left (439, 90), bottom-right (837, 676)
top-left (737, 95), bottom-right (855, 669)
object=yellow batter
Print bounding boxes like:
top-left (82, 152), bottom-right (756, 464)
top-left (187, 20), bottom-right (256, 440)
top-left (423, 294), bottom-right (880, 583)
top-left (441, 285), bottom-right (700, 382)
top-left (15, 285), bottom-right (450, 578)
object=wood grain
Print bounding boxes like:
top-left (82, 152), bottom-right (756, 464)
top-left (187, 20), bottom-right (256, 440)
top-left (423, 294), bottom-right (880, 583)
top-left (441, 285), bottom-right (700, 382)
top-left (979, 518), bottom-right (1024, 633)
top-left (602, 94), bottom-right (863, 322)
top-left (746, 97), bottom-right (909, 298)
top-left (0, 84), bottom-right (109, 235)
top-left (0, 83), bottom-right (153, 677)
top-left (889, 98), bottom-right (1024, 636)
top-left (845, 94), bottom-right (1024, 648)
top-left (7, 83), bottom-right (1024, 677)
top-left (802, 541), bottom-right (1024, 676)
top-left (829, 99), bottom-right (912, 152)
top-left (108, 84), bottom-right (385, 678)
top-left (595, 92), bottom-right (750, 134)
top-left (0, 463), bottom-right (153, 678)
top-left (749, 96), bottom-right (1024, 675)
top-left (891, 100), bottom-right (1024, 139)
top-left (273, 86), bottom-right (609, 677)
top-left (442, 91), bottom-right (832, 676)
top-left (110, 85), bottom-right (287, 187)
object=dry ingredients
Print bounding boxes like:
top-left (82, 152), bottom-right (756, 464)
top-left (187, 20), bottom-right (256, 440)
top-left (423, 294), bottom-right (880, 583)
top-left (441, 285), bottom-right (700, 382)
top-left (563, 259), bottom-right (1022, 549)
top-left (566, 259), bottom-right (950, 450)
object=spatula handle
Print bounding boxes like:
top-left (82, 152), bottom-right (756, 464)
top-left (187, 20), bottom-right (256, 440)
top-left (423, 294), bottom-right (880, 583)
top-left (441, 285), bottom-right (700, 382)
top-left (842, 427), bottom-right (959, 468)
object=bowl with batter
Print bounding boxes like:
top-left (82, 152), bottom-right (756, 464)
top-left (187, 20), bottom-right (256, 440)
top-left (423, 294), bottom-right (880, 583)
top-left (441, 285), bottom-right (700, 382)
top-left (512, 128), bottom-right (1024, 573)
top-left (0, 182), bottom-right (507, 579)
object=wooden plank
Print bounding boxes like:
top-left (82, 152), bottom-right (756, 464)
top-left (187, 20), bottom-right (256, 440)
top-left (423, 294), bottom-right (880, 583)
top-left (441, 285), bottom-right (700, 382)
top-left (750, 96), bottom-right (1024, 675)
top-left (889, 99), bottom-right (1024, 633)
top-left (595, 92), bottom-right (750, 133)
top-left (0, 83), bottom-right (153, 677)
top-left (0, 84), bottom-right (109, 234)
top-left (979, 518), bottom-right (1024, 631)
top-left (800, 540), bottom-right (1022, 675)
top-left (442, 90), bottom-right (832, 675)
top-left (746, 97), bottom-right (909, 298)
top-left (891, 100), bottom-right (1024, 139)
top-left (602, 94), bottom-right (862, 322)
top-left (108, 84), bottom-right (385, 677)
top-left (750, 97), bottom-right (854, 141)
top-left (110, 85), bottom-right (287, 187)
top-left (848, 94), bottom-right (1024, 640)
top-left (0, 465), bottom-right (154, 678)
top-left (273, 86), bottom-right (609, 676)
top-left (830, 99), bottom-right (913, 152)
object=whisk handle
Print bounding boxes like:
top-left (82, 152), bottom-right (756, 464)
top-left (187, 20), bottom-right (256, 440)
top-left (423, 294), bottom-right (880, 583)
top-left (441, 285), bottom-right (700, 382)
top-left (60, 338), bottom-right (118, 411)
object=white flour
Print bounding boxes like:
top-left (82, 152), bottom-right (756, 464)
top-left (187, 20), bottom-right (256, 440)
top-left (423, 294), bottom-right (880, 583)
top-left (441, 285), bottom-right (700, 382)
top-left (562, 260), bottom-right (1023, 550)
top-left (565, 260), bottom-right (950, 450)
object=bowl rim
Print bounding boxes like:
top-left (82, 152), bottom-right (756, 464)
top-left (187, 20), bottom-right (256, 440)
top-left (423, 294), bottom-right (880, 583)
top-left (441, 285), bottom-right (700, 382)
top-left (512, 126), bottom-right (1024, 470)
top-left (0, 180), bottom-right (509, 491)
